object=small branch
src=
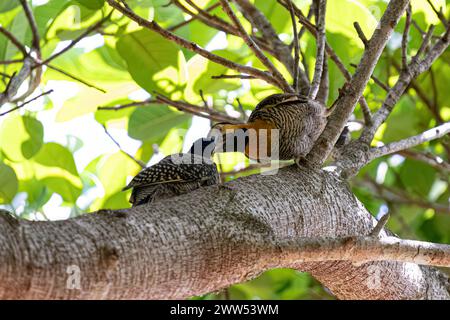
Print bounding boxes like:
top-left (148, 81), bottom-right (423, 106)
top-left (359, 24), bottom-right (448, 145)
top-left (35, 11), bottom-right (113, 68)
top-left (15, 0), bottom-right (42, 104)
top-left (97, 99), bottom-right (158, 111)
top-left (353, 22), bottom-right (368, 48)
top-left (0, 59), bottom-right (24, 65)
top-left (369, 122), bottom-right (450, 160)
top-left (235, 0), bottom-right (310, 93)
top-left (168, 2), bottom-right (221, 31)
top-left (20, 0), bottom-right (40, 51)
top-left (316, 56), bottom-right (329, 105)
top-left (308, 0), bottom-right (327, 99)
top-left (0, 26), bottom-right (28, 56)
top-left (398, 149), bottom-right (450, 174)
top-left (106, 0), bottom-right (285, 89)
top-left (102, 125), bottom-right (146, 168)
top-left (155, 93), bottom-right (241, 123)
top-left (0, 90), bottom-right (53, 117)
top-left (219, 0), bottom-right (293, 92)
top-left (306, 0), bottom-right (410, 165)
top-left (211, 74), bottom-right (255, 79)
top-left (370, 213), bottom-right (390, 237)
top-left (46, 64), bottom-right (107, 93)
top-left (355, 177), bottom-right (450, 215)
top-left (401, 4), bottom-right (412, 70)
top-left (278, 236), bottom-right (450, 268)
top-left (426, 0), bottom-right (447, 26)
top-left (287, 0), bottom-right (300, 92)
top-left (414, 25), bottom-right (435, 60)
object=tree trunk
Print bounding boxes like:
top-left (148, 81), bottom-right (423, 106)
top-left (0, 166), bottom-right (448, 299)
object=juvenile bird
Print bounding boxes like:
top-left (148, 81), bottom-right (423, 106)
top-left (211, 93), bottom-right (330, 162)
top-left (123, 137), bottom-right (219, 206)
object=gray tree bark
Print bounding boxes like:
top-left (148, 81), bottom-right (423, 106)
top-left (0, 166), bottom-right (448, 299)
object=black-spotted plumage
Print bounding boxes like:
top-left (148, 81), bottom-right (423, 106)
top-left (123, 138), bottom-right (219, 206)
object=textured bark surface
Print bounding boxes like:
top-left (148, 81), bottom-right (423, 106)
top-left (0, 166), bottom-right (448, 299)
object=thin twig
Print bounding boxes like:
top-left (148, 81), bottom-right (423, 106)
top-left (353, 22), bottom-right (368, 47)
top-left (414, 25), bottom-right (435, 60)
top-left (401, 4), bottom-right (412, 70)
top-left (0, 59), bottom-right (24, 65)
top-left (98, 99), bottom-right (158, 111)
top-left (102, 125), bottom-right (146, 168)
top-left (369, 122), bottom-right (450, 160)
top-left (155, 93), bottom-right (241, 123)
top-left (0, 26), bottom-right (28, 56)
top-left (287, 0), bottom-right (300, 92)
top-left (0, 90), bottom-right (53, 117)
top-left (46, 64), bottom-right (107, 93)
top-left (350, 63), bottom-right (390, 91)
top-left (398, 149), bottom-right (450, 174)
top-left (370, 212), bottom-right (390, 237)
top-left (35, 11), bottom-right (113, 68)
top-left (219, 0), bottom-right (293, 92)
top-left (426, 0), bottom-right (447, 25)
top-left (168, 3), bottom-right (221, 31)
top-left (106, 0), bottom-right (286, 89)
top-left (211, 74), bottom-right (256, 79)
top-left (308, 0), bottom-right (326, 99)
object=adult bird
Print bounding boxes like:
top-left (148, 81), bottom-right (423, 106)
top-left (123, 137), bottom-right (219, 206)
top-left (211, 93), bottom-right (331, 162)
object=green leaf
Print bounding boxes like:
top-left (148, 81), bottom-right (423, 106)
top-left (0, 115), bottom-right (44, 162)
top-left (0, 0), bottom-right (19, 13)
top-left (0, 162), bottom-right (18, 203)
top-left (74, 0), bottom-right (105, 10)
top-left (399, 159), bottom-right (436, 197)
top-left (117, 29), bottom-right (187, 94)
top-left (326, 0), bottom-right (378, 48)
top-left (128, 105), bottom-right (191, 141)
top-left (32, 143), bottom-right (82, 202)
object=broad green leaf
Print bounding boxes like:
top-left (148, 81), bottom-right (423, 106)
top-left (74, 0), bottom-right (105, 10)
top-left (0, 0), bottom-right (19, 13)
top-left (399, 159), bottom-right (436, 197)
top-left (90, 152), bottom-right (140, 210)
top-left (128, 104), bottom-right (191, 141)
top-left (56, 82), bottom-right (139, 122)
top-left (326, 0), bottom-right (378, 48)
top-left (32, 143), bottom-right (82, 202)
top-left (0, 162), bottom-right (18, 203)
top-left (117, 29), bottom-right (187, 94)
top-left (0, 115), bottom-right (44, 162)
top-left (190, 51), bottom-right (242, 97)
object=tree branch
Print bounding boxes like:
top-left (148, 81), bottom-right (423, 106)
top-left (234, 0), bottom-right (310, 93)
top-left (360, 24), bottom-right (449, 144)
top-left (305, 0), bottom-right (411, 165)
top-left (0, 167), bottom-right (448, 299)
top-left (0, 90), bottom-right (53, 117)
top-left (219, 0), bottom-right (293, 92)
top-left (369, 122), bottom-right (450, 161)
top-left (105, 0), bottom-right (285, 89)
top-left (102, 125), bottom-right (146, 168)
top-left (0, 26), bottom-right (28, 56)
top-left (309, 0), bottom-right (326, 99)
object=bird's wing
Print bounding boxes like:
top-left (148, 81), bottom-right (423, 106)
top-left (122, 155), bottom-right (217, 190)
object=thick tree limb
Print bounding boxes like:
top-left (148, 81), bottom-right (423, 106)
top-left (0, 167), bottom-right (448, 299)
